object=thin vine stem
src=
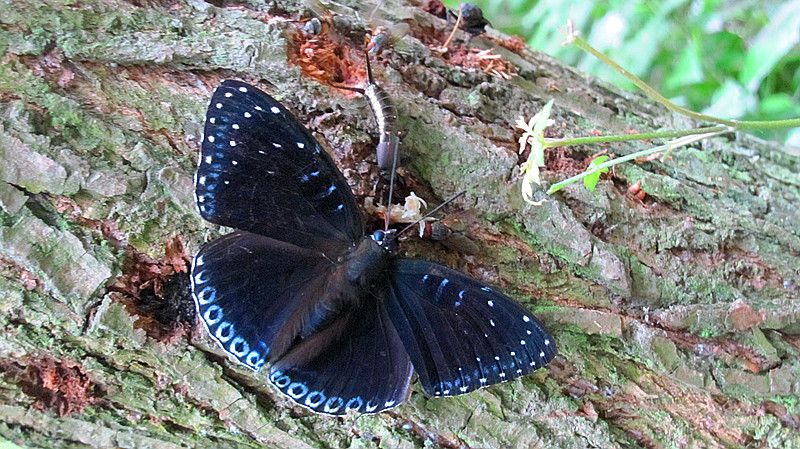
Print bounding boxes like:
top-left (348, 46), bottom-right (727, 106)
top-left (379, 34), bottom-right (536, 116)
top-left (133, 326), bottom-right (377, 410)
top-left (545, 129), bottom-right (729, 194)
top-left (567, 33), bottom-right (735, 126)
top-left (535, 23), bottom-right (800, 196)
top-left (543, 125), bottom-right (731, 148)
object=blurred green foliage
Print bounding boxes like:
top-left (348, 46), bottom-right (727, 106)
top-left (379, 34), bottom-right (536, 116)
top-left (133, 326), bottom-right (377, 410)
top-left (446, 0), bottom-right (800, 146)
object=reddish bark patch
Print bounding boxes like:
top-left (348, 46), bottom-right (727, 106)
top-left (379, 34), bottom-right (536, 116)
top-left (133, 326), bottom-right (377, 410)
top-left (0, 357), bottom-right (101, 416)
top-left (729, 302), bottom-right (765, 331)
top-left (22, 47), bottom-right (75, 90)
top-left (542, 146), bottom-right (587, 174)
top-left (110, 236), bottom-right (194, 341)
top-left (761, 400), bottom-right (800, 431)
top-left (0, 255), bottom-right (42, 291)
top-left (386, 412), bottom-right (471, 449)
top-left (498, 35), bottom-right (527, 55)
top-left (447, 48), bottom-right (516, 80)
top-left (287, 26), bottom-right (366, 91)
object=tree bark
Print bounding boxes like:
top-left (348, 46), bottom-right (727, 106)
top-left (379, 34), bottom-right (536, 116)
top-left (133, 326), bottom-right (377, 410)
top-left (0, 0), bottom-right (798, 448)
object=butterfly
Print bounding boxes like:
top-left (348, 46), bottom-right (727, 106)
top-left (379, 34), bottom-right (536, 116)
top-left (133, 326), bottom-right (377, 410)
top-left (191, 80), bottom-right (557, 415)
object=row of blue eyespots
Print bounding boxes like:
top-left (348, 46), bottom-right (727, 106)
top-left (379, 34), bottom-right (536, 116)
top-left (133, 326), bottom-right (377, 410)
top-left (269, 370), bottom-right (396, 414)
top-left (192, 256), bottom-right (267, 371)
top-left (195, 259), bottom-right (395, 415)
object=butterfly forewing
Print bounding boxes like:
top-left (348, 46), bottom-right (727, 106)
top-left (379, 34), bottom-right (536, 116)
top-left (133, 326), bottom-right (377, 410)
top-left (196, 80), bottom-right (363, 250)
top-left (387, 259), bottom-right (557, 396)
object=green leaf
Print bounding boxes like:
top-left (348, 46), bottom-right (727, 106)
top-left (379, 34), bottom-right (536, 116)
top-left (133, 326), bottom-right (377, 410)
top-left (662, 42), bottom-right (704, 92)
top-left (739, 0), bottom-right (800, 93)
top-left (702, 78), bottom-right (751, 118)
top-left (583, 155), bottom-right (610, 192)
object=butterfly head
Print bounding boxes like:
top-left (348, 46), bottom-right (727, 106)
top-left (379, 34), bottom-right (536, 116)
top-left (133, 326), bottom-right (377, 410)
top-left (371, 229), bottom-right (398, 252)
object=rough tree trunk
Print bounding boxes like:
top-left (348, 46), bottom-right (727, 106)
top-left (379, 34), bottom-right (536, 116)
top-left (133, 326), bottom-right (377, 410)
top-left (0, 0), bottom-right (798, 448)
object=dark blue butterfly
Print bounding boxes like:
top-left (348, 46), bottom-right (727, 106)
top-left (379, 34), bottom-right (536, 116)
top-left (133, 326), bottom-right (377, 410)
top-left (191, 80), bottom-right (556, 415)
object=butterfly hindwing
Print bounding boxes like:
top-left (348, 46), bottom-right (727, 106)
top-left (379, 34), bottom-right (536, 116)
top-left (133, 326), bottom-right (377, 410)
top-left (269, 298), bottom-right (413, 415)
top-left (191, 231), bottom-right (354, 370)
top-left (196, 80), bottom-right (363, 250)
top-left (386, 259), bottom-right (556, 396)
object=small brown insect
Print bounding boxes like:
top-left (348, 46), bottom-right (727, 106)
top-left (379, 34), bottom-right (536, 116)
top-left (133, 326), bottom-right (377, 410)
top-left (419, 218), bottom-right (480, 255)
top-left (627, 180), bottom-right (646, 201)
top-left (367, 23), bottom-right (411, 54)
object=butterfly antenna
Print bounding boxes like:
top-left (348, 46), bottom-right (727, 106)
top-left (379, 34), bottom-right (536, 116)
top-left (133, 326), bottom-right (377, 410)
top-left (392, 190), bottom-right (467, 239)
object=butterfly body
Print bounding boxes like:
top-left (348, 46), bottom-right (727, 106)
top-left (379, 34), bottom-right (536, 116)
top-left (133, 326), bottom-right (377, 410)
top-left (191, 80), bottom-right (556, 415)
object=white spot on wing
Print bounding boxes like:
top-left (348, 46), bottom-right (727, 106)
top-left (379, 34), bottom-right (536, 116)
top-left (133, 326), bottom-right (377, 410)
top-left (271, 106), bottom-right (280, 114)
